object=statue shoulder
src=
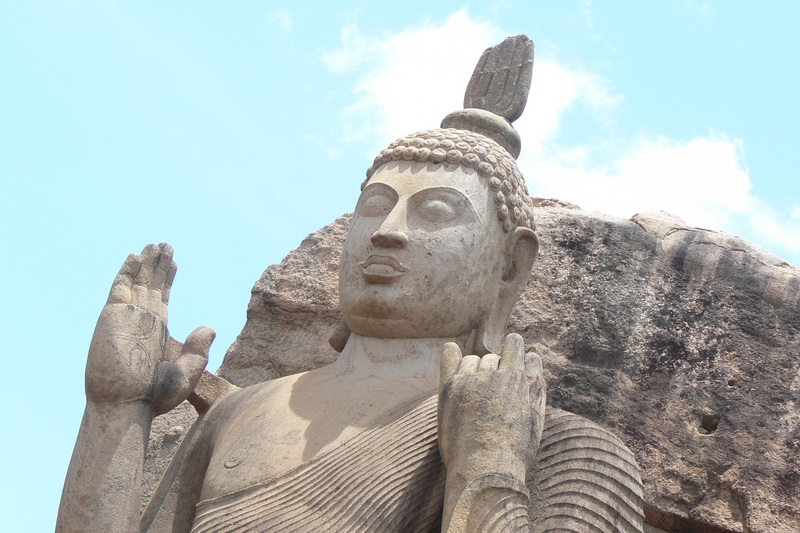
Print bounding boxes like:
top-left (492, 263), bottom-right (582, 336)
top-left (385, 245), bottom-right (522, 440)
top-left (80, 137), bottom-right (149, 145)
top-left (203, 373), bottom-right (294, 418)
top-left (200, 371), bottom-right (311, 437)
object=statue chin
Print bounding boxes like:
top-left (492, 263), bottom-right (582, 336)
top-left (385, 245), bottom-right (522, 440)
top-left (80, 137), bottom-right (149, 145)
top-left (341, 308), bottom-right (479, 341)
top-left (342, 314), bottom-right (413, 339)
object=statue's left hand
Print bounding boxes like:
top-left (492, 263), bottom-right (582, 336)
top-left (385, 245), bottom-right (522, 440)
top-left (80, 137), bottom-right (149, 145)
top-left (438, 333), bottom-right (546, 477)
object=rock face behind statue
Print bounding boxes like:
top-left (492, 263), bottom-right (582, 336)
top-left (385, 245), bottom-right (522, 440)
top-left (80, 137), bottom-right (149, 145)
top-left (145, 201), bottom-right (800, 533)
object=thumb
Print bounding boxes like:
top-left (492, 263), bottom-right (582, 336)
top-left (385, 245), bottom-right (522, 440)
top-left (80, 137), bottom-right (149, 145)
top-left (182, 326), bottom-right (216, 364)
top-left (152, 326), bottom-right (215, 415)
top-left (524, 351), bottom-right (546, 415)
top-left (525, 351), bottom-right (547, 462)
top-left (177, 326), bottom-right (215, 385)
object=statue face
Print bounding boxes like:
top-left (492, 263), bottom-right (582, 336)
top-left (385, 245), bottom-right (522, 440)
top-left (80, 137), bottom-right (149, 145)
top-left (339, 161), bottom-right (508, 339)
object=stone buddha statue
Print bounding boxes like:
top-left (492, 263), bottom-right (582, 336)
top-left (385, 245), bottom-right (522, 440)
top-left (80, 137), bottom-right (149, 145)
top-left (57, 36), bottom-right (644, 533)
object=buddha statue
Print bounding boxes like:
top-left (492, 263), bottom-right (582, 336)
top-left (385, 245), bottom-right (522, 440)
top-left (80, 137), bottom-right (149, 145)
top-left (57, 35), bottom-right (644, 533)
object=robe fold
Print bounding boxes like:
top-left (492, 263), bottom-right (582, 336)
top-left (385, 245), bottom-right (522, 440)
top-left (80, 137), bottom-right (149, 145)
top-left (191, 395), bottom-right (445, 533)
top-left (187, 397), bottom-right (644, 532)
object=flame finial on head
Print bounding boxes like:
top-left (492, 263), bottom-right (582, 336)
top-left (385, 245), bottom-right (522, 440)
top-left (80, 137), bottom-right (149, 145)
top-left (442, 34), bottom-right (533, 159)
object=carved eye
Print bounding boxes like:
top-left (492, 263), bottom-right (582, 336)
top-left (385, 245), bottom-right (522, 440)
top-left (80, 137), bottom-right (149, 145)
top-left (357, 186), bottom-right (397, 217)
top-left (418, 199), bottom-right (459, 223)
top-left (412, 188), bottom-right (468, 224)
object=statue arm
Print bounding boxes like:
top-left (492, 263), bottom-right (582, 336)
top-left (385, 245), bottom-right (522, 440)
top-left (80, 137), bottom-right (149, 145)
top-left (438, 334), bottom-right (546, 533)
top-left (56, 244), bottom-right (214, 533)
top-left (57, 401), bottom-right (156, 532)
top-left (140, 407), bottom-right (216, 533)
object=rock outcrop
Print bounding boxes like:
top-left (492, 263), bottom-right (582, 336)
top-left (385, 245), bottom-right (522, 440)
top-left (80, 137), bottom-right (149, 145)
top-left (145, 203), bottom-right (800, 533)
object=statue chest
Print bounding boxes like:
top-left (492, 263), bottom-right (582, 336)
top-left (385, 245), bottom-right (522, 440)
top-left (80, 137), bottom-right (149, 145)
top-left (192, 381), bottom-right (445, 533)
top-left (200, 372), bottom-right (439, 501)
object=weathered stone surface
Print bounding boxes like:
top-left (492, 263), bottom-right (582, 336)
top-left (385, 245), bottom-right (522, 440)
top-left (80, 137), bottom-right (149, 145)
top-left (519, 207), bottom-right (800, 533)
top-left (142, 402), bottom-right (197, 512)
top-left (218, 214), bottom-right (349, 385)
top-left (463, 34), bottom-right (533, 123)
top-left (168, 202), bottom-right (798, 532)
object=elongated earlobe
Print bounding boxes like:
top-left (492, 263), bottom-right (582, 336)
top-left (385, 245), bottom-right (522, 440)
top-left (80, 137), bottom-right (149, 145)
top-left (329, 318), bottom-right (351, 352)
top-left (472, 227), bottom-right (539, 355)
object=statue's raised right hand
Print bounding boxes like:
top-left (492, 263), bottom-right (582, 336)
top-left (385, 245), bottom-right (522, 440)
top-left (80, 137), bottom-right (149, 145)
top-left (85, 243), bottom-right (215, 415)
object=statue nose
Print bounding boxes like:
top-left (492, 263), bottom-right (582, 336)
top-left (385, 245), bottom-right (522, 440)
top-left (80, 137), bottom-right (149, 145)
top-left (370, 229), bottom-right (409, 248)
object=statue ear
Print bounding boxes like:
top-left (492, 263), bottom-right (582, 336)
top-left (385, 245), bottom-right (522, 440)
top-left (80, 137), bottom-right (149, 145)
top-left (472, 227), bottom-right (539, 355)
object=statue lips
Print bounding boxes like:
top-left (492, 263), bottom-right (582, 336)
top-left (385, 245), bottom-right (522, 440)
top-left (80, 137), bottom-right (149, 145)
top-left (361, 255), bottom-right (408, 284)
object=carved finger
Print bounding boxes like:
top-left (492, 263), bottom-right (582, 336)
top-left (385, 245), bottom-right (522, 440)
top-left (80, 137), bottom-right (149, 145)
top-left (107, 253), bottom-right (141, 305)
top-left (152, 326), bottom-right (214, 415)
top-left (162, 259), bottom-right (178, 305)
top-left (499, 333), bottom-right (525, 371)
top-left (478, 353), bottom-right (501, 372)
top-left (135, 244), bottom-right (159, 284)
top-left (459, 355), bottom-right (481, 374)
top-left (495, 78), bottom-right (517, 117)
top-left (510, 40), bottom-right (534, 121)
top-left (524, 351), bottom-right (543, 383)
top-left (181, 326), bottom-right (215, 365)
top-left (469, 53), bottom-right (493, 107)
top-left (485, 40), bottom-right (511, 104)
top-left (150, 243), bottom-right (174, 291)
top-left (497, 40), bottom-right (523, 110)
top-left (132, 244), bottom-right (159, 306)
top-left (440, 342), bottom-right (462, 394)
top-left (148, 244), bottom-right (174, 320)
top-left (495, 37), bottom-right (528, 117)
top-left (525, 351), bottom-right (547, 415)
top-left (464, 48), bottom-right (489, 107)
top-left (479, 40), bottom-right (508, 102)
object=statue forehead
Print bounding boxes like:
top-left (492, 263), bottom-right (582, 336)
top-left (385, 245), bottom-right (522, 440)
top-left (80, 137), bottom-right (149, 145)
top-left (366, 161), bottom-right (490, 198)
top-left (365, 162), bottom-right (499, 231)
top-left (364, 130), bottom-right (536, 234)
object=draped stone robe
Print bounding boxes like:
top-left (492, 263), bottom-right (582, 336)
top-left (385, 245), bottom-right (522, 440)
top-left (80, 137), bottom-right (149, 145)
top-left (190, 395), bottom-right (445, 533)
top-left (143, 386), bottom-right (643, 533)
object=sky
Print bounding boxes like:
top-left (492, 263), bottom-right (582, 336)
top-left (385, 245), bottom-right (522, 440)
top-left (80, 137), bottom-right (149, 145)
top-left (2, 1), bottom-right (799, 530)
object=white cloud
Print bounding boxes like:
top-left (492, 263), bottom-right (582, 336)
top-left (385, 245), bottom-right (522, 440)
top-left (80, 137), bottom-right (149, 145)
top-left (526, 124), bottom-right (800, 258)
top-left (579, 0), bottom-right (618, 51)
top-left (748, 203), bottom-right (800, 257)
top-left (519, 59), bottom-right (620, 156)
top-left (678, 0), bottom-right (714, 23)
top-left (322, 9), bottom-right (504, 149)
top-left (268, 9), bottom-right (293, 33)
top-left (321, 22), bottom-right (372, 74)
top-left (582, 0), bottom-right (595, 26)
top-left (528, 134), bottom-right (750, 225)
top-left (791, 204), bottom-right (800, 222)
top-left (321, 10), bottom-right (620, 163)
top-left (322, 10), bottom-right (800, 262)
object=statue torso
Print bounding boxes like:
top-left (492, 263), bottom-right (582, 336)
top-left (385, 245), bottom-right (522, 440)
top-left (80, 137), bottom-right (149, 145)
top-left (199, 367), bottom-right (438, 501)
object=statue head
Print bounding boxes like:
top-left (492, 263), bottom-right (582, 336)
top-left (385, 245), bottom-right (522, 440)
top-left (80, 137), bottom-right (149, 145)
top-left (333, 35), bottom-right (537, 355)
top-left (337, 128), bottom-right (538, 355)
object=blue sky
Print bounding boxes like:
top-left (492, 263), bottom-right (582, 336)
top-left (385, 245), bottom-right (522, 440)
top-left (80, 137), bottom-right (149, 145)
top-left (2, 1), bottom-right (799, 530)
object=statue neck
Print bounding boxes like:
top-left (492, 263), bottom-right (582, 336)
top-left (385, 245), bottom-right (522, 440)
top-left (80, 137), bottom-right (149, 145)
top-left (332, 333), bottom-right (468, 388)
